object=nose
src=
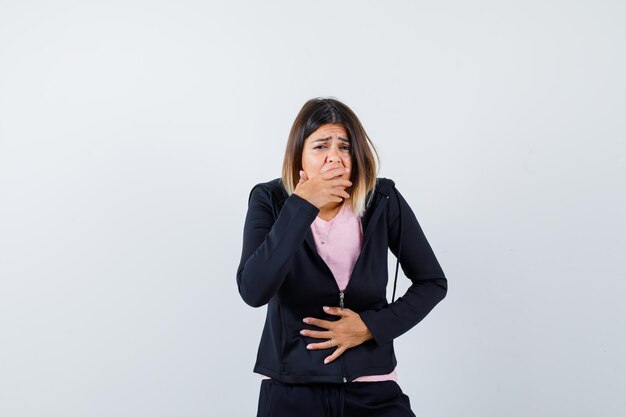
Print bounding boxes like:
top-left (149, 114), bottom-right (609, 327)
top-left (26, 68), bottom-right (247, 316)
top-left (327, 143), bottom-right (342, 165)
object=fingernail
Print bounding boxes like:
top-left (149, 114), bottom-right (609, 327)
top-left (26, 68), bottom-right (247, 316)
top-left (300, 330), bottom-right (305, 335)
top-left (324, 358), bottom-right (329, 364)
top-left (323, 306), bottom-right (330, 311)
top-left (306, 344), bottom-right (312, 349)
top-left (302, 318), bottom-right (309, 323)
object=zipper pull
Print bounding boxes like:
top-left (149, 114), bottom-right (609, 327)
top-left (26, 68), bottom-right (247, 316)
top-left (339, 291), bottom-right (344, 310)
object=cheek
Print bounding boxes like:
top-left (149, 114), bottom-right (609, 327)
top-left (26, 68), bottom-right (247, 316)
top-left (301, 153), bottom-right (322, 170)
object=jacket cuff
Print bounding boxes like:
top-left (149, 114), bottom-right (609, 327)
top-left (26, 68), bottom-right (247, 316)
top-left (289, 192), bottom-right (320, 216)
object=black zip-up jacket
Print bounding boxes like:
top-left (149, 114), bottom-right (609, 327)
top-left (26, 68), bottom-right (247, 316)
top-left (236, 177), bottom-right (447, 384)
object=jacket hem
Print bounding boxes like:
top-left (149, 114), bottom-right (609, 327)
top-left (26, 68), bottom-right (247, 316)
top-left (254, 364), bottom-right (346, 384)
top-left (253, 363), bottom-right (398, 384)
top-left (344, 364), bottom-right (397, 382)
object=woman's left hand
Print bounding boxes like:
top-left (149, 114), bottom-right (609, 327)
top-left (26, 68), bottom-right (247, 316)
top-left (301, 306), bottom-right (374, 364)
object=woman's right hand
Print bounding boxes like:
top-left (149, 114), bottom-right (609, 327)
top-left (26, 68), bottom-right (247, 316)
top-left (293, 166), bottom-right (352, 209)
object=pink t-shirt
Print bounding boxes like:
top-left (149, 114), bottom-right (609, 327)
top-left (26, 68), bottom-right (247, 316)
top-left (261, 202), bottom-right (397, 382)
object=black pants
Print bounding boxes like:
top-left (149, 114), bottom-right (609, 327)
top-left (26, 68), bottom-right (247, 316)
top-left (256, 379), bottom-right (416, 417)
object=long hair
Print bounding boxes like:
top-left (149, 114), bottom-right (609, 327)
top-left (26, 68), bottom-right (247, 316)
top-left (281, 97), bottom-right (380, 218)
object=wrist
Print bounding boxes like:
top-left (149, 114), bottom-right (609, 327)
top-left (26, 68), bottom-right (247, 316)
top-left (291, 192), bottom-right (319, 213)
top-left (363, 328), bottom-right (374, 342)
top-left (293, 191), bottom-right (318, 208)
top-left (357, 316), bottom-right (374, 342)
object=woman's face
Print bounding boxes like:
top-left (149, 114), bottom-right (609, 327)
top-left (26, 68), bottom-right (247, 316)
top-left (301, 123), bottom-right (352, 180)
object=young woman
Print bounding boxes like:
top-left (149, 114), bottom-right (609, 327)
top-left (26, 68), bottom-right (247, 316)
top-left (236, 97), bottom-right (448, 417)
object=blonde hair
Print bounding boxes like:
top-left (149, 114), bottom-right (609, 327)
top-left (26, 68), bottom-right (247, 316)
top-left (281, 97), bottom-right (380, 217)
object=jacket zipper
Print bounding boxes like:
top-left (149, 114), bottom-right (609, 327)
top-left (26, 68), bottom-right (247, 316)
top-left (339, 290), bottom-right (347, 382)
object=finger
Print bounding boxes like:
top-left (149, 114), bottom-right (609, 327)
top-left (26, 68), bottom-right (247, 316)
top-left (303, 317), bottom-right (333, 329)
top-left (327, 171), bottom-right (345, 180)
top-left (324, 346), bottom-right (347, 364)
top-left (323, 306), bottom-right (351, 317)
top-left (329, 178), bottom-right (353, 188)
top-left (320, 161), bottom-right (344, 174)
top-left (320, 166), bottom-right (350, 180)
top-left (299, 170), bottom-right (309, 181)
top-left (306, 340), bottom-right (334, 350)
top-left (300, 329), bottom-right (332, 339)
top-left (330, 188), bottom-right (351, 199)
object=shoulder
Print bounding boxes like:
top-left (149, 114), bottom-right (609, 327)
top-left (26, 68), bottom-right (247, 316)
top-left (246, 178), bottom-right (287, 205)
top-left (375, 178), bottom-right (407, 224)
top-left (374, 177), bottom-right (396, 197)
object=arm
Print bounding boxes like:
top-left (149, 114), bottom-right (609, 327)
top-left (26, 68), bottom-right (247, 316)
top-left (236, 184), bottom-right (320, 307)
top-left (359, 181), bottom-right (448, 345)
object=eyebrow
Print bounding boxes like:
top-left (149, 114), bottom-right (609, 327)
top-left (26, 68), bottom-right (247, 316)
top-left (311, 136), bottom-right (351, 143)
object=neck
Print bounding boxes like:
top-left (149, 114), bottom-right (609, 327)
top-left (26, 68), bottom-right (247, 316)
top-left (318, 201), bottom-right (343, 219)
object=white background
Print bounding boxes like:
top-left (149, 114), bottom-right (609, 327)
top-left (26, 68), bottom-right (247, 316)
top-left (1, 1), bottom-right (625, 416)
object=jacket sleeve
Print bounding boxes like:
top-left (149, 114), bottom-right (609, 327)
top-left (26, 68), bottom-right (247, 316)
top-left (236, 183), bottom-right (320, 307)
top-left (359, 181), bottom-right (448, 345)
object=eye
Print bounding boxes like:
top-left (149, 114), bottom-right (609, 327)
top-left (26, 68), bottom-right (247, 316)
top-left (313, 145), bottom-right (351, 150)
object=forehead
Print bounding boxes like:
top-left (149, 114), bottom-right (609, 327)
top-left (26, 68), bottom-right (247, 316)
top-left (306, 124), bottom-right (348, 141)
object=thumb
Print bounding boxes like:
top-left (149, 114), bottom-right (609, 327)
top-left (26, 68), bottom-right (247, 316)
top-left (299, 170), bottom-right (309, 181)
